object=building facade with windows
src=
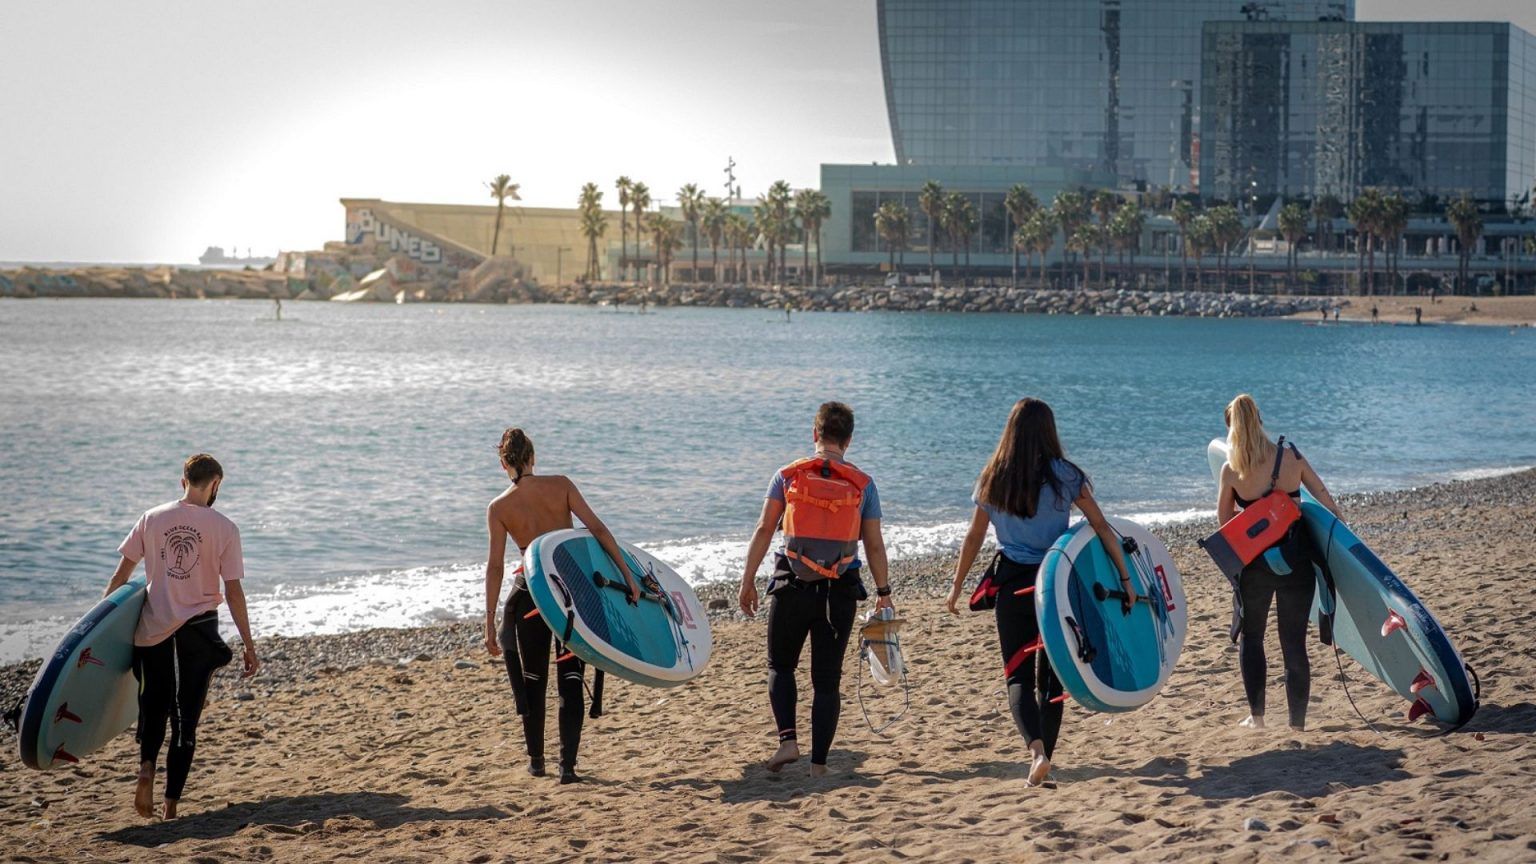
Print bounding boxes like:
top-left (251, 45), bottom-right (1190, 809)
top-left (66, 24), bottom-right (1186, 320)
top-left (877, 0), bottom-right (1354, 191)
top-left (1200, 21), bottom-right (1536, 206)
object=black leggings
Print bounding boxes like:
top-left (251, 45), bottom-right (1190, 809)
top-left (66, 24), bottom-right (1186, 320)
top-left (993, 560), bottom-right (1064, 758)
top-left (499, 588), bottom-right (586, 769)
top-left (1238, 557), bottom-right (1316, 728)
top-left (133, 612), bottom-right (233, 800)
top-left (766, 576), bottom-right (858, 766)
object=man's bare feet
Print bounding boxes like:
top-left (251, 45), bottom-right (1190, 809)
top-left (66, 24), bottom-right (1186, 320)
top-left (163, 799), bottom-right (178, 820)
top-left (1027, 753), bottom-right (1052, 787)
top-left (133, 763), bottom-right (155, 819)
top-left (766, 740), bottom-right (800, 773)
top-left (809, 763), bottom-right (828, 778)
top-left (1240, 714), bottom-right (1265, 729)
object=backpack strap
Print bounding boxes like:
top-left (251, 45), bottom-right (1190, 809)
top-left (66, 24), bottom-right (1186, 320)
top-left (1266, 436), bottom-right (1288, 495)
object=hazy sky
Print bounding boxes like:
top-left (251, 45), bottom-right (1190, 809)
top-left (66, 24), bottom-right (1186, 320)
top-left (4, 0), bottom-right (1535, 263)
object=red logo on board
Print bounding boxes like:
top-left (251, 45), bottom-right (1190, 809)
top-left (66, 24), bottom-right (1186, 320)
top-left (1155, 566), bottom-right (1176, 611)
top-left (671, 592), bottom-right (696, 629)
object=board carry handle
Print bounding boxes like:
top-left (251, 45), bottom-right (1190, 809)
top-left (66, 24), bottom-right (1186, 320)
top-left (1091, 583), bottom-right (1150, 606)
top-left (591, 572), bottom-right (665, 605)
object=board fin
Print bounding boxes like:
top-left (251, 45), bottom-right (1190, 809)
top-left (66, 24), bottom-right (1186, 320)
top-left (75, 647), bottom-right (104, 669)
top-left (1012, 586), bottom-right (1035, 596)
top-left (1409, 669), bottom-right (1436, 695)
top-left (1381, 610), bottom-right (1408, 638)
top-left (1407, 697), bottom-right (1434, 722)
top-left (51, 744), bottom-right (78, 764)
top-left (54, 703), bottom-right (82, 724)
top-left (1004, 638), bottom-right (1043, 677)
top-left (1049, 693), bottom-right (1068, 705)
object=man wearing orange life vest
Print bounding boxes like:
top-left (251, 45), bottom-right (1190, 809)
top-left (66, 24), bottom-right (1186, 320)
top-left (739, 401), bottom-right (893, 776)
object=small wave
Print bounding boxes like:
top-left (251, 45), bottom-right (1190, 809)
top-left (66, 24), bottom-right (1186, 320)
top-left (1443, 464), bottom-right (1534, 483)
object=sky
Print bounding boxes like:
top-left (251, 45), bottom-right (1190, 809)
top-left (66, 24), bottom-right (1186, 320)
top-left (3, 0), bottom-right (1535, 264)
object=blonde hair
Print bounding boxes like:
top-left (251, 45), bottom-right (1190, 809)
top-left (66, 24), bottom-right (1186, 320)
top-left (1224, 394), bottom-right (1274, 479)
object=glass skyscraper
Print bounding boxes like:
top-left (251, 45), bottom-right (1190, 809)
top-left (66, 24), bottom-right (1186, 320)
top-left (877, 0), bottom-right (1355, 190)
top-left (1200, 21), bottom-right (1536, 206)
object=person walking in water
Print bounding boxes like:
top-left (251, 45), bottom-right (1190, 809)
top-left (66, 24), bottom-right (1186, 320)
top-left (739, 402), bottom-right (893, 776)
top-left (483, 428), bottom-right (639, 784)
top-left (101, 454), bottom-right (259, 820)
top-left (945, 398), bottom-right (1131, 787)
top-left (1216, 394), bottom-right (1343, 731)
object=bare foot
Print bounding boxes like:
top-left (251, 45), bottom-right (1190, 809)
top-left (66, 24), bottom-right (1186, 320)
top-left (1027, 753), bottom-right (1052, 787)
top-left (766, 741), bottom-right (800, 773)
top-left (163, 798), bottom-right (178, 820)
top-left (1240, 714), bottom-right (1265, 730)
top-left (133, 766), bottom-right (155, 819)
top-left (809, 763), bottom-right (828, 778)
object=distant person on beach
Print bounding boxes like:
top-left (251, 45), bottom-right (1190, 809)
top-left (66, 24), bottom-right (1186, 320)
top-left (1415, 306), bottom-right (1423, 326)
top-left (483, 428), bottom-right (639, 784)
top-left (101, 454), bottom-right (258, 820)
top-left (1217, 395), bottom-right (1342, 732)
top-left (785, 303), bottom-right (793, 322)
top-left (944, 398), bottom-right (1132, 787)
top-left (1371, 304), bottom-right (1379, 323)
top-left (738, 401), bottom-right (893, 777)
top-left (273, 296), bottom-right (282, 321)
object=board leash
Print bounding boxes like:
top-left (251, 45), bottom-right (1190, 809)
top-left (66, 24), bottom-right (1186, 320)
top-left (855, 648), bottom-right (910, 737)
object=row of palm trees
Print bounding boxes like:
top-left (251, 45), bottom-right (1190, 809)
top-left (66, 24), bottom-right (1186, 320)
top-left (872, 182), bottom-right (1150, 289)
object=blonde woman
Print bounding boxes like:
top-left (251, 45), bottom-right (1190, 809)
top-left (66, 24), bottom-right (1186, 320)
top-left (1217, 394), bottom-right (1342, 731)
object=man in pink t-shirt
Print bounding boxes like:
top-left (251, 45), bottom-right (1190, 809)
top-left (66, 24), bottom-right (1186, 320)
top-left (102, 454), bottom-right (259, 820)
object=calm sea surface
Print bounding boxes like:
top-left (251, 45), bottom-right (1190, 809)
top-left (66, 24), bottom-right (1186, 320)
top-left (2, 298), bottom-right (1532, 660)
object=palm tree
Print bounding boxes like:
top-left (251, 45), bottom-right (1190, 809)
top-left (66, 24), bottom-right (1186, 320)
top-left (677, 183), bottom-right (705, 283)
top-left (650, 214), bottom-right (683, 286)
top-left (629, 182), bottom-right (651, 281)
top-left (875, 200), bottom-right (911, 273)
top-left (577, 183), bottom-right (607, 282)
top-left (795, 189), bottom-right (832, 286)
top-left (1068, 225), bottom-right (1098, 288)
top-left (701, 197), bottom-right (728, 286)
top-left (1170, 199), bottom-right (1196, 290)
top-left (1189, 214), bottom-right (1215, 288)
top-left (753, 199), bottom-right (776, 284)
top-left (1023, 210), bottom-right (1056, 285)
top-left (1091, 190), bottom-right (1117, 285)
top-left (616, 176), bottom-right (632, 277)
top-left (1004, 183), bottom-right (1039, 288)
top-left (1447, 195), bottom-right (1483, 295)
top-left (486, 174), bottom-right (520, 257)
top-left (1111, 202), bottom-right (1145, 283)
top-left (1311, 193), bottom-right (1343, 253)
top-left (919, 181), bottom-right (945, 283)
top-left (1348, 189), bottom-right (1385, 296)
top-left (1378, 193), bottom-right (1410, 295)
top-left (723, 212), bottom-right (750, 284)
top-left (1208, 205), bottom-right (1244, 289)
top-left (1277, 202), bottom-right (1309, 294)
top-left (943, 193), bottom-right (978, 277)
top-left (766, 181), bottom-right (795, 281)
top-left (1052, 190), bottom-right (1091, 272)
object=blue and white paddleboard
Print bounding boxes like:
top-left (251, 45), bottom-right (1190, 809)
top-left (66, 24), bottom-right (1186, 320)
top-left (524, 529), bottom-right (711, 688)
top-left (1206, 439), bottom-right (1478, 728)
top-left (19, 578), bottom-right (147, 770)
top-left (1036, 518), bottom-right (1187, 713)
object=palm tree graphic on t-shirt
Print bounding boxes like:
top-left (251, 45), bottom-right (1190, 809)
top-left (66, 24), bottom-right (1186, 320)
top-left (163, 529), bottom-right (200, 580)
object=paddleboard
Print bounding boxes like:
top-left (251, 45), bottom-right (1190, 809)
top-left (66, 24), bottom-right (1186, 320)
top-left (1036, 518), bottom-right (1187, 713)
top-left (18, 578), bottom-right (147, 770)
top-left (524, 529), bottom-right (711, 688)
top-left (1206, 438), bottom-right (1478, 727)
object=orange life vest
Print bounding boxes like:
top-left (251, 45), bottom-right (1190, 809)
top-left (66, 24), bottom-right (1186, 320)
top-left (780, 457), bottom-right (871, 581)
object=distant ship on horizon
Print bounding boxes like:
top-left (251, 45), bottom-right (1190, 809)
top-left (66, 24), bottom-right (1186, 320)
top-left (198, 245), bottom-right (275, 267)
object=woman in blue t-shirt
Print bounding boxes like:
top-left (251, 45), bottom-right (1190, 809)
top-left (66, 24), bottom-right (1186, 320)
top-left (945, 398), bottom-right (1133, 787)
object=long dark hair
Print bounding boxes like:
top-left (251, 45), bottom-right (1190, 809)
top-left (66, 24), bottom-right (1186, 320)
top-left (976, 398), bottom-right (1086, 518)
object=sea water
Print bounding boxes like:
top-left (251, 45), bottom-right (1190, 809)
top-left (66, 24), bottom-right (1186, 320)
top-left (1, 298), bottom-right (1531, 660)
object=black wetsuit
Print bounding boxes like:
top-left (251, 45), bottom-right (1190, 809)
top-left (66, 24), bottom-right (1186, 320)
top-left (132, 611), bottom-right (233, 800)
top-left (765, 557), bottom-right (862, 766)
top-left (1232, 445), bottom-right (1315, 728)
top-left (499, 576), bottom-right (585, 772)
top-left (991, 557), bottom-right (1064, 757)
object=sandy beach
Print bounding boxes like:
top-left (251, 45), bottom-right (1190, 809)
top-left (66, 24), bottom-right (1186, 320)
top-left (3, 471), bottom-right (1535, 863)
top-left (1291, 294), bottom-right (1536, 327)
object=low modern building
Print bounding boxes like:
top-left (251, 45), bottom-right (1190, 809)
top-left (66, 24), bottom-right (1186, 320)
top-left (1200, 21), bottom-right (1536, 206)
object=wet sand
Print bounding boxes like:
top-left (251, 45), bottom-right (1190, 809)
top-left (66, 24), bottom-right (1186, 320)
top-left (3, 471), bottom-right (1534, 862)
top-left (1289, 294), bottom-right (1536, 327)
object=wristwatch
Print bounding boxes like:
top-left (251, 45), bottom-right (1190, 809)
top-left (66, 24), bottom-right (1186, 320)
top-left (876, 585), bottom-right (892, 597)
